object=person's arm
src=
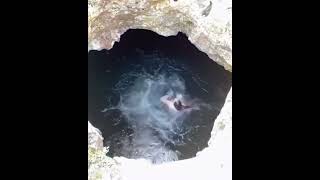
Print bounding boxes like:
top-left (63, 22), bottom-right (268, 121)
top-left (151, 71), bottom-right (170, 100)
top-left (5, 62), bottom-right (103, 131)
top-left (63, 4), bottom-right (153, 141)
top-left (182, 105), bottom-right (191, 110)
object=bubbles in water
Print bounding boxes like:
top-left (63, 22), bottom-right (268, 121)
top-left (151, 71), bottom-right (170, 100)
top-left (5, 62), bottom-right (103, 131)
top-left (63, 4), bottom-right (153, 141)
top-left (102, 51), bottom-right (213, 164)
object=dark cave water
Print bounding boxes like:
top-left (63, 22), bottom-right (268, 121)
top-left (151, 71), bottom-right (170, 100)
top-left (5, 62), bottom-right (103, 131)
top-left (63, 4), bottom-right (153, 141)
top-left (88, 29), bottom-right (232, 164)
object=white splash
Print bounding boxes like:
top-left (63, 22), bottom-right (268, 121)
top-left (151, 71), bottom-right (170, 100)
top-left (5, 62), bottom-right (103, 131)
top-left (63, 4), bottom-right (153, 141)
top-left (103, 59), bottom-right (210, 164)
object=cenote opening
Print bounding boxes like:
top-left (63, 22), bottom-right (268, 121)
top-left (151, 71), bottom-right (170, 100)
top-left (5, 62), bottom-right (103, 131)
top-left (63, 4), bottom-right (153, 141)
top-left (88, 29), bottom-right (232, 164)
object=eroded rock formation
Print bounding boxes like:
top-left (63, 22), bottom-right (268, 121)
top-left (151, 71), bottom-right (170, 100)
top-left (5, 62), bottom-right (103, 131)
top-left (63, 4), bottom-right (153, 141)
top-left (88, 121), bottom-right (121, 180)
top-left (88, 0), bottom-right (232, 179)
top-left (89, 0), bottom-right (232, 71)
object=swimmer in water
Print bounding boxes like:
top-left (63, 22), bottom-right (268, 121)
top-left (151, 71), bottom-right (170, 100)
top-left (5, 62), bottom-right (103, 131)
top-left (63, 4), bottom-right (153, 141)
top-left (160, 94), bottom-right (191, 112)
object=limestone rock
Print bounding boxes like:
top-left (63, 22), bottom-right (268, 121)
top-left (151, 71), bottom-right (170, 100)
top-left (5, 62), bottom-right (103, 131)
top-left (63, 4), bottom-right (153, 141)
top-left (88, 121), bottom-right (104, 150)
top-left (88, 121), bottom-right (122, 180)
top-left (88, 0), bottom-right (232, 71)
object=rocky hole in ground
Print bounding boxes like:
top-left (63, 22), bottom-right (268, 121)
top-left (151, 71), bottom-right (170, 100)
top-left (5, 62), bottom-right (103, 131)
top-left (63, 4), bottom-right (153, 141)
top-left (88, 29), bottom-right (232, 164)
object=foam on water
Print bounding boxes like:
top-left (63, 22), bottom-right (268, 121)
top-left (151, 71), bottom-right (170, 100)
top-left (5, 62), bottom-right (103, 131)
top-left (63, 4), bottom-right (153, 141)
top-left (102, 57), bottom-right (211, 164)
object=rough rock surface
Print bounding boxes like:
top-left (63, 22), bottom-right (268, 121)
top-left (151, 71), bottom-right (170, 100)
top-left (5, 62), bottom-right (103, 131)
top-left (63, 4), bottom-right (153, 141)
top-left (88, 121), bottom-right (104, 150)
top-left (88, 0), bottom-right (232, 179)
top-left (88, 122), bottom-right (121, 180)
top-left (88, 0), bottom-right (232, 71)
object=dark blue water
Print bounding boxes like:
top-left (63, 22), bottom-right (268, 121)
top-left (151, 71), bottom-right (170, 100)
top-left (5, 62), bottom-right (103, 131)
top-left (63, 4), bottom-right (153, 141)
top-left (88, 29), bottom-right (231, 163)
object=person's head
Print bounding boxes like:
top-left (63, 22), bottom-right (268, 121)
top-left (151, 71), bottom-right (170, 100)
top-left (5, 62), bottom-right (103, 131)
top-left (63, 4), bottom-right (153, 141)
top-left (174, 100), bottom-right (183, 111)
